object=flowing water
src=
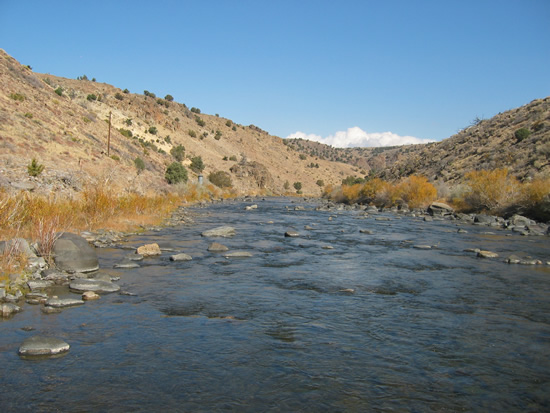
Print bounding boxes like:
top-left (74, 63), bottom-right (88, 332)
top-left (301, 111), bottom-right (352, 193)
top-left (1, 198), bottom-right (550, 412)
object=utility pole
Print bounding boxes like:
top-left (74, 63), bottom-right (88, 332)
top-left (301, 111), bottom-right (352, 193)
top-left (107, 111), bottom-right (111, 156)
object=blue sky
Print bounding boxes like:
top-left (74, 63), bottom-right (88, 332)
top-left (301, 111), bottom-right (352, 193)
top-left (1, 0), bottom-right (549, 147)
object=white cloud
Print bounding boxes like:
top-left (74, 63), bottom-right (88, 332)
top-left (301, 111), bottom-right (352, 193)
top-left (285, 127), bottom-right (434, 148)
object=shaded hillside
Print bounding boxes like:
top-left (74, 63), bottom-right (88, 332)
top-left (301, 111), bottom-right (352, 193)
top-left (286, 98), bottom-right (550, 185)
top-left (0, 49), bottom-right (356, 197)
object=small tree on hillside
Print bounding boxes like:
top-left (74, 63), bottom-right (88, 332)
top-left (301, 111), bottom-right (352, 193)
top-left (27, 158), bottom-right (44, 177)
top-left (293, 182), bottom-right (302, 193)
top-left (165, 162), bottom-right (188, 184)
top-left (170, 144), bottom-right (185, 162)
top-left (190, 156), bottom-right (205, 173)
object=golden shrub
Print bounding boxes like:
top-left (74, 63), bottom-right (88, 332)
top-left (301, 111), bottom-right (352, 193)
top-left (394, 175), bottom-right (437, 209)
top-left (463, 169), bottom-right (520, 212)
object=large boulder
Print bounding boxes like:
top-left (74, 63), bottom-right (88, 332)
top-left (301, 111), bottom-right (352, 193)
top-left (53, 233), bottom-right (99, 273)
top-left (428, 202), bottom-right (454, 216)
top-left (18, 336), bottom-right (70, 356)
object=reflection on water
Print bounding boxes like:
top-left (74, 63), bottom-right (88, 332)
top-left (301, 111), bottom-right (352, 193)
top-left (1, 198), bottom-right (549, 412)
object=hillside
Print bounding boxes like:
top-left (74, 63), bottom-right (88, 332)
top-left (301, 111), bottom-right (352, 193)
top-left (0, 49), bottom-right (356, 198)
top-left (286, 98), bottom-right (550, 185)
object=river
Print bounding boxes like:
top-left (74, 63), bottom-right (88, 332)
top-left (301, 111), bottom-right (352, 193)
top-left (1, 198), bottom-right (549, 412)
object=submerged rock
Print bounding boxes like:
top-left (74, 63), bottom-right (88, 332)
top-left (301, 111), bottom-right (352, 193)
top-left (18, 336), bottom-right (70, 356)
top-left (45, 297), bottom-right (85, 308)
top-left (69, 278), bottom-right (120, 294)
top-left (224, 251), bottom-right (253, 258)
top-left (201, 226), bottom-right (236, 237)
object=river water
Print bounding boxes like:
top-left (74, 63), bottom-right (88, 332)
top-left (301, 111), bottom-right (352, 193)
top-left (1, 198), bottom-right (549, 412)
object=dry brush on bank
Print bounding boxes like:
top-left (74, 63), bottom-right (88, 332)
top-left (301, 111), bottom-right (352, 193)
top-left (324, 169), bottom-right (550, 220)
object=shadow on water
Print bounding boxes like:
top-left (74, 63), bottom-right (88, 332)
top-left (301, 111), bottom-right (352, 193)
top-left (1, 197), bottom-right (550, 412)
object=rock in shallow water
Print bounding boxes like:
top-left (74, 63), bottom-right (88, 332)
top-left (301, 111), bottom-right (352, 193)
top-left (18, 336), bottom-right (70, 356)
top-left (136, 243), bottom-right (161, 256)
top-left (201, 226), bottom-right (236, 237)
top-left (45, 297), bottom-right (85, 308)
top-left (224, 251), bottom-right (253, 258)
top-left (69, 279), bottom-right (120, 294)
top-left (284, 230), bottom-right (300, 237)
top-left (53, 232), bottom-right (99, 273)
top-left (477, 250), bottom-right (499, 258)
top-left (208, 242), bottom-right (229, 252)
top-left (170, 253), bottom-right (192, 261)
top-left (82, 291), bottom-right (100, 301)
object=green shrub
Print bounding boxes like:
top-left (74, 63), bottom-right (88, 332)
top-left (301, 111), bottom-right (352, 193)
top-left (148, 126), bottom-right (158, 135)
top-left (165, 94), bottom-right (174, 102)
top-left (515, 128), bottom-right (531, 142)
top-left (232, 126), bottom-right (237, 131)
top-left (87, 94), bottom-right (97, 101)
top-left (188, 130), bottom-right (197, 138)
top-left (123, 88), bottom-right (130, 94)
top-left (110, 155), bottom-right (120, 161)
top-left (125, 118), bottom-right (132, 126)
top-left (27, 158), bottom-right (44, 177)
top-left (223, 156), bottom-right (228, 161)
top-left (119, 128), bottom-right (133, 138)
top-left (165, 162), bottom-right (188, 184)
top-left (293, 182), bottom-right (302, 192)
top-left (115, 92), bottom-right (124, 100)
top-left (214, 130), bottom-right (222, 140)
top-left (24, 112), bottom-right (33, 118)
top-left (225, 120), bottom-right (232, 127)
top-left (134, 157), bottom-right (145, 174)
top-left (299, 154), bottom-right (307, 160)
top-left (190, 156), bottom-right (205, 173)
top-left (283, 181), bottom-right (290, 190)
top-left (54, 87), bottom-right (63, 96)
top-left (10, 93), bottom-right (25, 101)
top-left (164, 135), bottom-right (172, 144)
top-left (229, 155), bottom-right (238, 161)
top-left (194, 115), bottom-right (205, 127)
top-left (77, 74), bottom-right (88, 80)
top-left (190, 107), bottom-right (201, 114)
top-left (170, 144), bottom-right (185, 162)
top-left (144, 90), bottom-right (156, 98)
top-left (208, 171), bottom-right (232, 188)
top-left (316, 179), bottom-right (325, 187)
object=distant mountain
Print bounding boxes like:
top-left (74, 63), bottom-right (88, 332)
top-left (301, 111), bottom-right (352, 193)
top-left (286, 97), bottom-right (550, 185)
top-left (0, 49), bottom-right (356, 197)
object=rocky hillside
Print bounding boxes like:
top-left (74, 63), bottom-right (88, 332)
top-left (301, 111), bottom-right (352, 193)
top-left (286, 97), bottom-right (550, 185)
top-left (0, 49), bottom-right (356, 197)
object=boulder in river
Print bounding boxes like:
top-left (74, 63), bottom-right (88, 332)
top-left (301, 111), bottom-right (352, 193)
top-left (284, 230), bottom-right (300, 237)
top-left (53, 232), bottom-right (99, 273)
top-left (170, 253), bottom-right (192, 261)
top-left (428, 202), bottom-right (454, 216)
top-left (201, 226), bottom-right (236, 237)
top-left (208, 242), bottom-right (229, 252)
top-left (1, 303), bottom-right (21, 317)
top-left (477, 250), bottom-right (499, 258)
top-left (82, 291), bottom-right (100, 301)
top-left (136, 243), bottom-right (161, 256)
top-left (18, 336), bottom-right (70, 357)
